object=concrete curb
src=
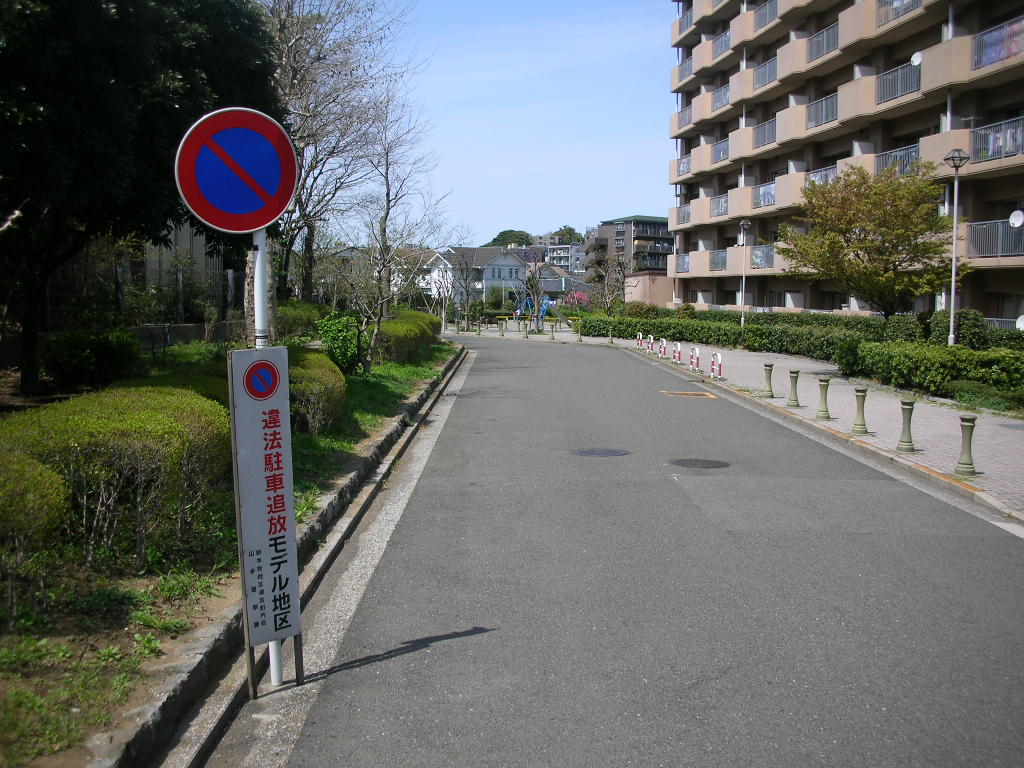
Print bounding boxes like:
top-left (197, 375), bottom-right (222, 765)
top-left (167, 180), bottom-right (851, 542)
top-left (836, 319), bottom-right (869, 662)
top-left (619, 344), bottom-right (1024, 524)
top-left (86, 346), bottom-right (468, 768)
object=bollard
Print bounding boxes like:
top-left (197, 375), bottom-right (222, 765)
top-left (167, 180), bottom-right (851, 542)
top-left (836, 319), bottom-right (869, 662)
top-left (499, 321), bottom-right (504, 337)
top-left (689, 346), bottom-right (701, 371)
top-left (636, 332), bottom-right (643, 349)
top-left (647, 334), bottom-right (655, 353)
top-left (786, 370), bottom-right (800, 407)
top-left (815, 377), bottom-right (832, 420)
top-left (659, 338), bottom-right (668, 358)
top-left (576, 323), bottom-right (583, 342)
top-left (523, 321), bottom-right (529, 339)
top-left (896, 400), bottom-right (916, 452)
top-left (608, 328), bottom-right (614, 345)
top-left (710, 352), bottom-right (723, 379)
top-left (672, 342), bottom-right (683, 364)
top-left (476, 322), bottom-right (481, 336)
top-left (549, 323), bottom-right (555, 339)
top-left (852, 388), bottom-right (869, 435)
top-left (763, 363), bottom-right (775, 398)
top-left (954, 414), bottom-right (978, 477)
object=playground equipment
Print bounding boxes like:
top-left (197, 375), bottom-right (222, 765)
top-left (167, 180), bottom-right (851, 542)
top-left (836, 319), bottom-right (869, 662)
top-left (517, 296), bottom-right (555, 330)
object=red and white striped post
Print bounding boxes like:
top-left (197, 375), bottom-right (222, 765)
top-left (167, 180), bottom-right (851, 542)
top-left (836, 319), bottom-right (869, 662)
top-left (689, 346), bottom-right (701, 371)
top-left (710, 352), bottom-right (723, 379)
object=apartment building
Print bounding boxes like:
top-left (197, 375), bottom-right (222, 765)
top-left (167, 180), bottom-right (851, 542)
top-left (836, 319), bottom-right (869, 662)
top-left (669, 0), bottom-right (1024, 320)
top-left (583, 216), bottom-right (676, 305)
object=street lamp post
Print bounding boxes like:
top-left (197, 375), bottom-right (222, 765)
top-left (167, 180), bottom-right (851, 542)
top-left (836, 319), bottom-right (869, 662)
top-left (739, 219), bottom-right (751, 328)
top-left (943, 148), bottom-right (969, 346)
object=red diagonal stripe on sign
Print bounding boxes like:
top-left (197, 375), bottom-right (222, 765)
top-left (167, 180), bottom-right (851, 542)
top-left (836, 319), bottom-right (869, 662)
top-left (203, 137), bottom-right (273, 204)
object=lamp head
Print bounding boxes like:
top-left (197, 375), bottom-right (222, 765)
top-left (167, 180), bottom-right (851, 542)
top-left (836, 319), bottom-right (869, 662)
top-left (943, 148), bottom-right (969, 169)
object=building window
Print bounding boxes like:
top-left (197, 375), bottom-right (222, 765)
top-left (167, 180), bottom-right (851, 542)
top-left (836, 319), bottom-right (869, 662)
top-left (765, 290), bottom-right (786, 307)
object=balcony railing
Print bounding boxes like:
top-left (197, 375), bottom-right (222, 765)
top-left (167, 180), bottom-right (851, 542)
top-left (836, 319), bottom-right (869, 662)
top-left (754, 57), bottom-right (777, 90)
top-left (712, 138), bottom-right (730, 163)
top-left (711, 194), bottom-right (729, 217)
top-left (709, 249), bottom-right (728, 271)
top-left (967, 220), bottom-right (1024, 257)
top-left (677, 105), bottom-right (692, 129)
top-left (971, 116), bottom-right (1024, 163)
top-left (973, 14), bottom-right (1024, 70)
top-left (676, 253), bottom-right (691, 273)
top-left (805, 164), bottom-right (838, 186)
top-left (876, 144), bottom-right (920, 175)
top-left (752, 181), bottom-right (776, 208)
top-left (754, 118), bottom-right (776, 148)
top-left (806, 93), bottom-right (838, 129)
top-left (677, 155), bottom-right (692, 176)
top-left (755, 0), bottom-right (778, 31)
top-left (877, 0), bottom-right (922, 26)
top-left (678, 57), bottom-right (693, 80)
top-left (751, 245), bottom-right (775, 269)
top-left (876, 62), bottom-right (921, 103)
top-left (634, 255), bottom-right (669, 271)
top-left (712, 30), bottom-right (731, 60)
top-left (712, 83), bottom-right (730, 111)
top-left (807, 23), bottom-right (839, 62)
top-left (679, 8), bottom-right (693, 32)
top-left (677, 205), bottom-right (691, 225)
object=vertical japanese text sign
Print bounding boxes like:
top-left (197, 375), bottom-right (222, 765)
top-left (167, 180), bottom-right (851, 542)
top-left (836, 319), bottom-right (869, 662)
top-left (228, 347), bottom-right (302, 646)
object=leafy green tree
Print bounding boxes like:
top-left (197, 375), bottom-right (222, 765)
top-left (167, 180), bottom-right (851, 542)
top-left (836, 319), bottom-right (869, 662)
top-left (484, 229), bottom-right (533, 248)
top-left (0, 0), bottom-right (281, 391)
top-left (778, 164), bottom-right (964, 318)
top-left (552, 224), bottom-right (583, 244)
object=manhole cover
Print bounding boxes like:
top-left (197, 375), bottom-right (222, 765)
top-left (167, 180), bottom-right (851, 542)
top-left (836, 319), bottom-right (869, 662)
top-left (670, 458), bottom-right (730, 469)
top-left (575, 448), bottom-right (630, 457)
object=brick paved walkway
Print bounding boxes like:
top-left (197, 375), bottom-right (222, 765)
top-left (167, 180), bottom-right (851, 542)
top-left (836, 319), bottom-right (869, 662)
top-left (450, 322), bottom-right (1024, 519)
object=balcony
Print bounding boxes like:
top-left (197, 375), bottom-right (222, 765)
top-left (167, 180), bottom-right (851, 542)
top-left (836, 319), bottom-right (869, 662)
top-left (807, 23), bottom-right (839, 62)
top-left (751, 244), bottom-right (775, 269)
top-left (711, 194), bottom-right (729, 217)
top-left (712, 83), bottom-right (731, 112)
top-left (673, 57), bottom-right (694, 90)
top-left (712, 30), bottom-right (732, 61)
top-left (967, 220), bottom-right (1024, 259)
top-left (754, 118), bottom-right (776, 148)
top-left (754, 57), bottom-right (777, 90)
top-left (676, 253), bottom-right (691, 274)
top-left (755, 0), bottom-right (778, 31)
top-left (875, 144), bottom-right (920, 175)
top-left (752, 181), bottom-right (776, 209)
top-left (709, 249), bottom-right (728, 271)
top-left (672, 106), bottom-right (693, 137)
top-left (676, 205), bottom-right (691, 225)
top-left (712, 138), bottom-right (730, 164)
top-left (806, 93), bottom-right (838, 129)
top-left (877, 0), bottom-right (922, 26)
top-left (805, 164), bottom-right (838, 186)
top-left (876, 61), bottom-right (921, 103)
top-left (973, 14), bottom-right (1024, 70)
top-left (972, 117), bottom-right (1024, 163)
top-left (678, 155), bottom-right (692, 177)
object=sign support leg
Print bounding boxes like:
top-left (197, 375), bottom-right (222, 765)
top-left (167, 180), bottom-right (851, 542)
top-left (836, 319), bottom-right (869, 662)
top-left (253, 228), bottom-right (269, 349)
top-left (294, 633), bottom-right (305, 686)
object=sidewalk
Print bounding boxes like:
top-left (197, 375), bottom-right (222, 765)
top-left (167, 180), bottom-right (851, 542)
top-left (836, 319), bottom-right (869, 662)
top-left (450, 322), bottom-right (1024, 520)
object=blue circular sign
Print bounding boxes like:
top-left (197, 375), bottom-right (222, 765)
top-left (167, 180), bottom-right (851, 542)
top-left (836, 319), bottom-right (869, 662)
top-left (244, 360), bottom-right (280, 401)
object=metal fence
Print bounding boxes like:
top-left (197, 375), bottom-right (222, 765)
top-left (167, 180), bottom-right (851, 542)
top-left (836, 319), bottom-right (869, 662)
top-left (711, 194), bottom-right (729, 217)
top-left (754, 118), bottom-right (776, 148)
top-left (805, 165), bottom-right (838, 186)
top-left (807, 23), bottom-right (839, 62)
top-left (752, 182), bottom-right (775, 209)
top-left (877, 0), bottom-right (922, 26)
top-left (713, 30), bottom-right (731, 60)
top-left (876, 62), bottom-right (921, 103)
top-left (971, 116), bottom-right (1024, 163)
top-left (967, 220), bottom-right (1024, 257)
top-left (676, 253), bottom-right (691, 273)
top-left (754, 57), bottom-right (777, 90)
top-left (751, 245), bottom-right (775, 269)
top-left (755, 0), bottom-right (778, 30)
top-left (709, 249), bottom-right (728, 271)
top-left (875, 144), bottom-right (920, 175)
top-left (973, 14), bottom-right (1024, 70)
top-left (806, 93), bottom-right (838, 129)
top-left (712, 138), bottom-right (730, 163)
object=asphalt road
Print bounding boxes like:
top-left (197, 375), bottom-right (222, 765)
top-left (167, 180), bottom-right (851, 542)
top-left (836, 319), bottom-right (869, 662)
top-left (207, 337), bottom-right (1024, 767)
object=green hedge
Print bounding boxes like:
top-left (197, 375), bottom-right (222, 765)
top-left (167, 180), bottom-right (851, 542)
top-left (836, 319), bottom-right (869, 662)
top-left (41, 330), bottom-right (142, 386)
top-left (947, 380), bottom-right (1024, 411)
top-left (882, 315), bottom-right (925, 343)
top-left (112, 360), bottom-right (229, 406)
top-left (275, 300), bottom-right (330, 340)
top-left (288, 347), bottom-right (346, 435)
top-left (991, 327), bottom-right (1024, 352)
top-left (927, 309), bottom-right (992, 349)
top-left (317, 312), bottom-right (361, 373)
top-left (379, 310), bottom-right (439, 363)
top-left (854, 342), bottom-right (1024, 396)
top-left (0, 387), bottom-right (230, 572)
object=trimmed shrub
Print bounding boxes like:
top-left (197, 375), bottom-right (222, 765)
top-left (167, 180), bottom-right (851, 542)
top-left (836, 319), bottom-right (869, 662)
top-left (41, 330), bottom-right (141, 386)
top-left (856, 342), bottom-right (1024, 396)
top-left (674, 304), bottom-right (697, 319)
top-left (288, 347), bottom-right (346, 435)
top-left (990, 327), bottom-right (1024, 352)
top-left (622, 302), bottom-right (664, 319)
top-left (882, 315), bottom-right (925, 343)
top-left (275, 300), bottom-right (329, 340)
top-left (0, 452), bottom-right (71, 621)
top-left (112, 360), bottom-right (229, 406)
top-left (947, 380), bottom-right (1024, 411)
top-left (0, 387), bottom-right (230, 572)
top-left (928, 309), bottom-right (992, 350)
top-left (317, 312), bottom-right (361, 373)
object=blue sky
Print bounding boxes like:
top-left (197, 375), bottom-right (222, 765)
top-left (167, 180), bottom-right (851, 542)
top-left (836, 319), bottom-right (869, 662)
top-left (407, 0), bottom-right (677, 245)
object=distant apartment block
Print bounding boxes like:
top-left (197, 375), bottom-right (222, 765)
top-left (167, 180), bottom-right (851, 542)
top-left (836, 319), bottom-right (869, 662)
top-left (670, 0), bottom-right (1024, 321)
top-left (583, 216), bottom-right (675, 305)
